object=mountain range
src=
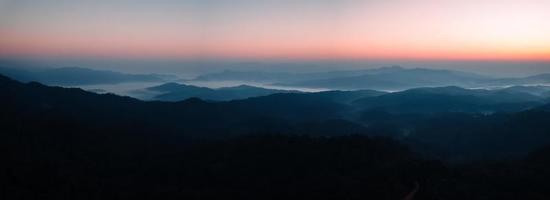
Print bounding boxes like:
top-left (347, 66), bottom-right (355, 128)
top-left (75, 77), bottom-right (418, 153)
top-left (0, 66), bottom-right (174, 85)
top-left (352, 86), bottom-right (548, 114)
top-left (5, 72), bottom-right (550, 198)
top-left (142, 82), bottom-right (300, 101)
top-left (195, 66), bottom-right (550, 91)
top-left (6, 65), bottom-right (550, 99)
top-left (3, 72), bottom-right (550, 152)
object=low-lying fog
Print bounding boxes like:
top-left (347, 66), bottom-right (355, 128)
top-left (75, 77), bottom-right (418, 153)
top-left (71, 80), bottom-right (329, 100)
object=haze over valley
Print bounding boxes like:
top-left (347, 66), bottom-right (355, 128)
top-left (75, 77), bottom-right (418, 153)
top-left (2, 0), bottom-right (550, 199)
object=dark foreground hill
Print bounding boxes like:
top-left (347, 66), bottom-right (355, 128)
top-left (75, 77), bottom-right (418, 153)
top-left (2, 73), bottom-right (550, 157)
top-left (3, 74), bottom-right (550, 199)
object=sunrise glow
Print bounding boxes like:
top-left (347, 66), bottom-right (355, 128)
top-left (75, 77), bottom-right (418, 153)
top-left (0, 0), bottom-right (549, 60)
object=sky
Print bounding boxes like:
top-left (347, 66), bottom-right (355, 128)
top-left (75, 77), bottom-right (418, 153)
top-left (0, 0), bottom-right (549, 76)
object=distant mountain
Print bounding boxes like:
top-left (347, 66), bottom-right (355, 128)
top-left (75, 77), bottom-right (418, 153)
top-left (193, 66), bottom-right (499, 90)
top-left (7, 72), bottom-right (550, 198)
top-left (278, 67), bottom-right (490, 90)
top-left (193, 69), bottom-right (293, 82)
top-left (145, 82), bottom-right (300, 101)
top-left (193, 66), bottom-right (409, 84)
top-left (194, 67), bottom-right (550, 91)
top-left (0, 73), bottom-right (354, 137)
top-left (486, 73), bottom-right (550, 86)
top-left (4, 72), bottom-right (550, 160)
top-left (353, 86), bottom-right (546, 114)
top-left (498, 85), bottom-right (550, 97)
top-left (0, 66), bottom-right (173, 85)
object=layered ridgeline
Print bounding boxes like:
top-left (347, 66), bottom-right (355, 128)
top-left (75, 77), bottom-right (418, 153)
top-left (6, 65), bottom-right (550, 101)
top-left (4, 73), bottom-right (550, 199)
top-left (195, 66), bottom-right (550, 91)
top-left (2, 73), bottom-right (550, 159)
top-left (352, 86), bottom-right (549, 114)
top-left (128, 66), bottom-right (550, 101)
top-left (0, 66), bottom-right (175, 85)
top-left (142, 82), bottom-right (300, 101)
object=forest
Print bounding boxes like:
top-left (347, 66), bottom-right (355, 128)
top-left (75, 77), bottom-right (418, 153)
top-left (2, 73), bottom-right (550, 199)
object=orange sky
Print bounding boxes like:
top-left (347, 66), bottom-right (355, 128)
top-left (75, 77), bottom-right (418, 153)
top-left (0, 0), bottom-right (549, 61)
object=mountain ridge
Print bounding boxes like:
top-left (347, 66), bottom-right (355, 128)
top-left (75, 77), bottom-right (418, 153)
top-left (145, 82), bottom-right (301, 101)
top-left (0, 66), bottom-right (173, 85)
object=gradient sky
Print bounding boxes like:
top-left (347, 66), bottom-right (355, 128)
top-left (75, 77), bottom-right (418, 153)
top-left (0, 0), bottom-right (549, 61)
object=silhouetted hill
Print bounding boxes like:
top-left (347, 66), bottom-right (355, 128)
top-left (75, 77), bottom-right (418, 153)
top-left (488, 73), bottom-right (550, 86)
top-left (0, 66), bottom-right (172, 85)
top-left (0, 73), bottom-right (354, 137)
top-left (194, 66), bottom-right (445, 85)
top-left (353, 86), bottom-right (545, 114)
top-left (3, 73), bottom-right (550, 158)
top-left (146, 82), bottom-right (299, 101)
top-left (195, 67), bottom-right (550, 91)
top-left (280, 68), bottom-right (490, 90)
top-left (3, 73), bottom-right (550, 159)
top-left (498, 85), bottom-right (550, 97)
top-left (5, 73), bottom-right (550, 198)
